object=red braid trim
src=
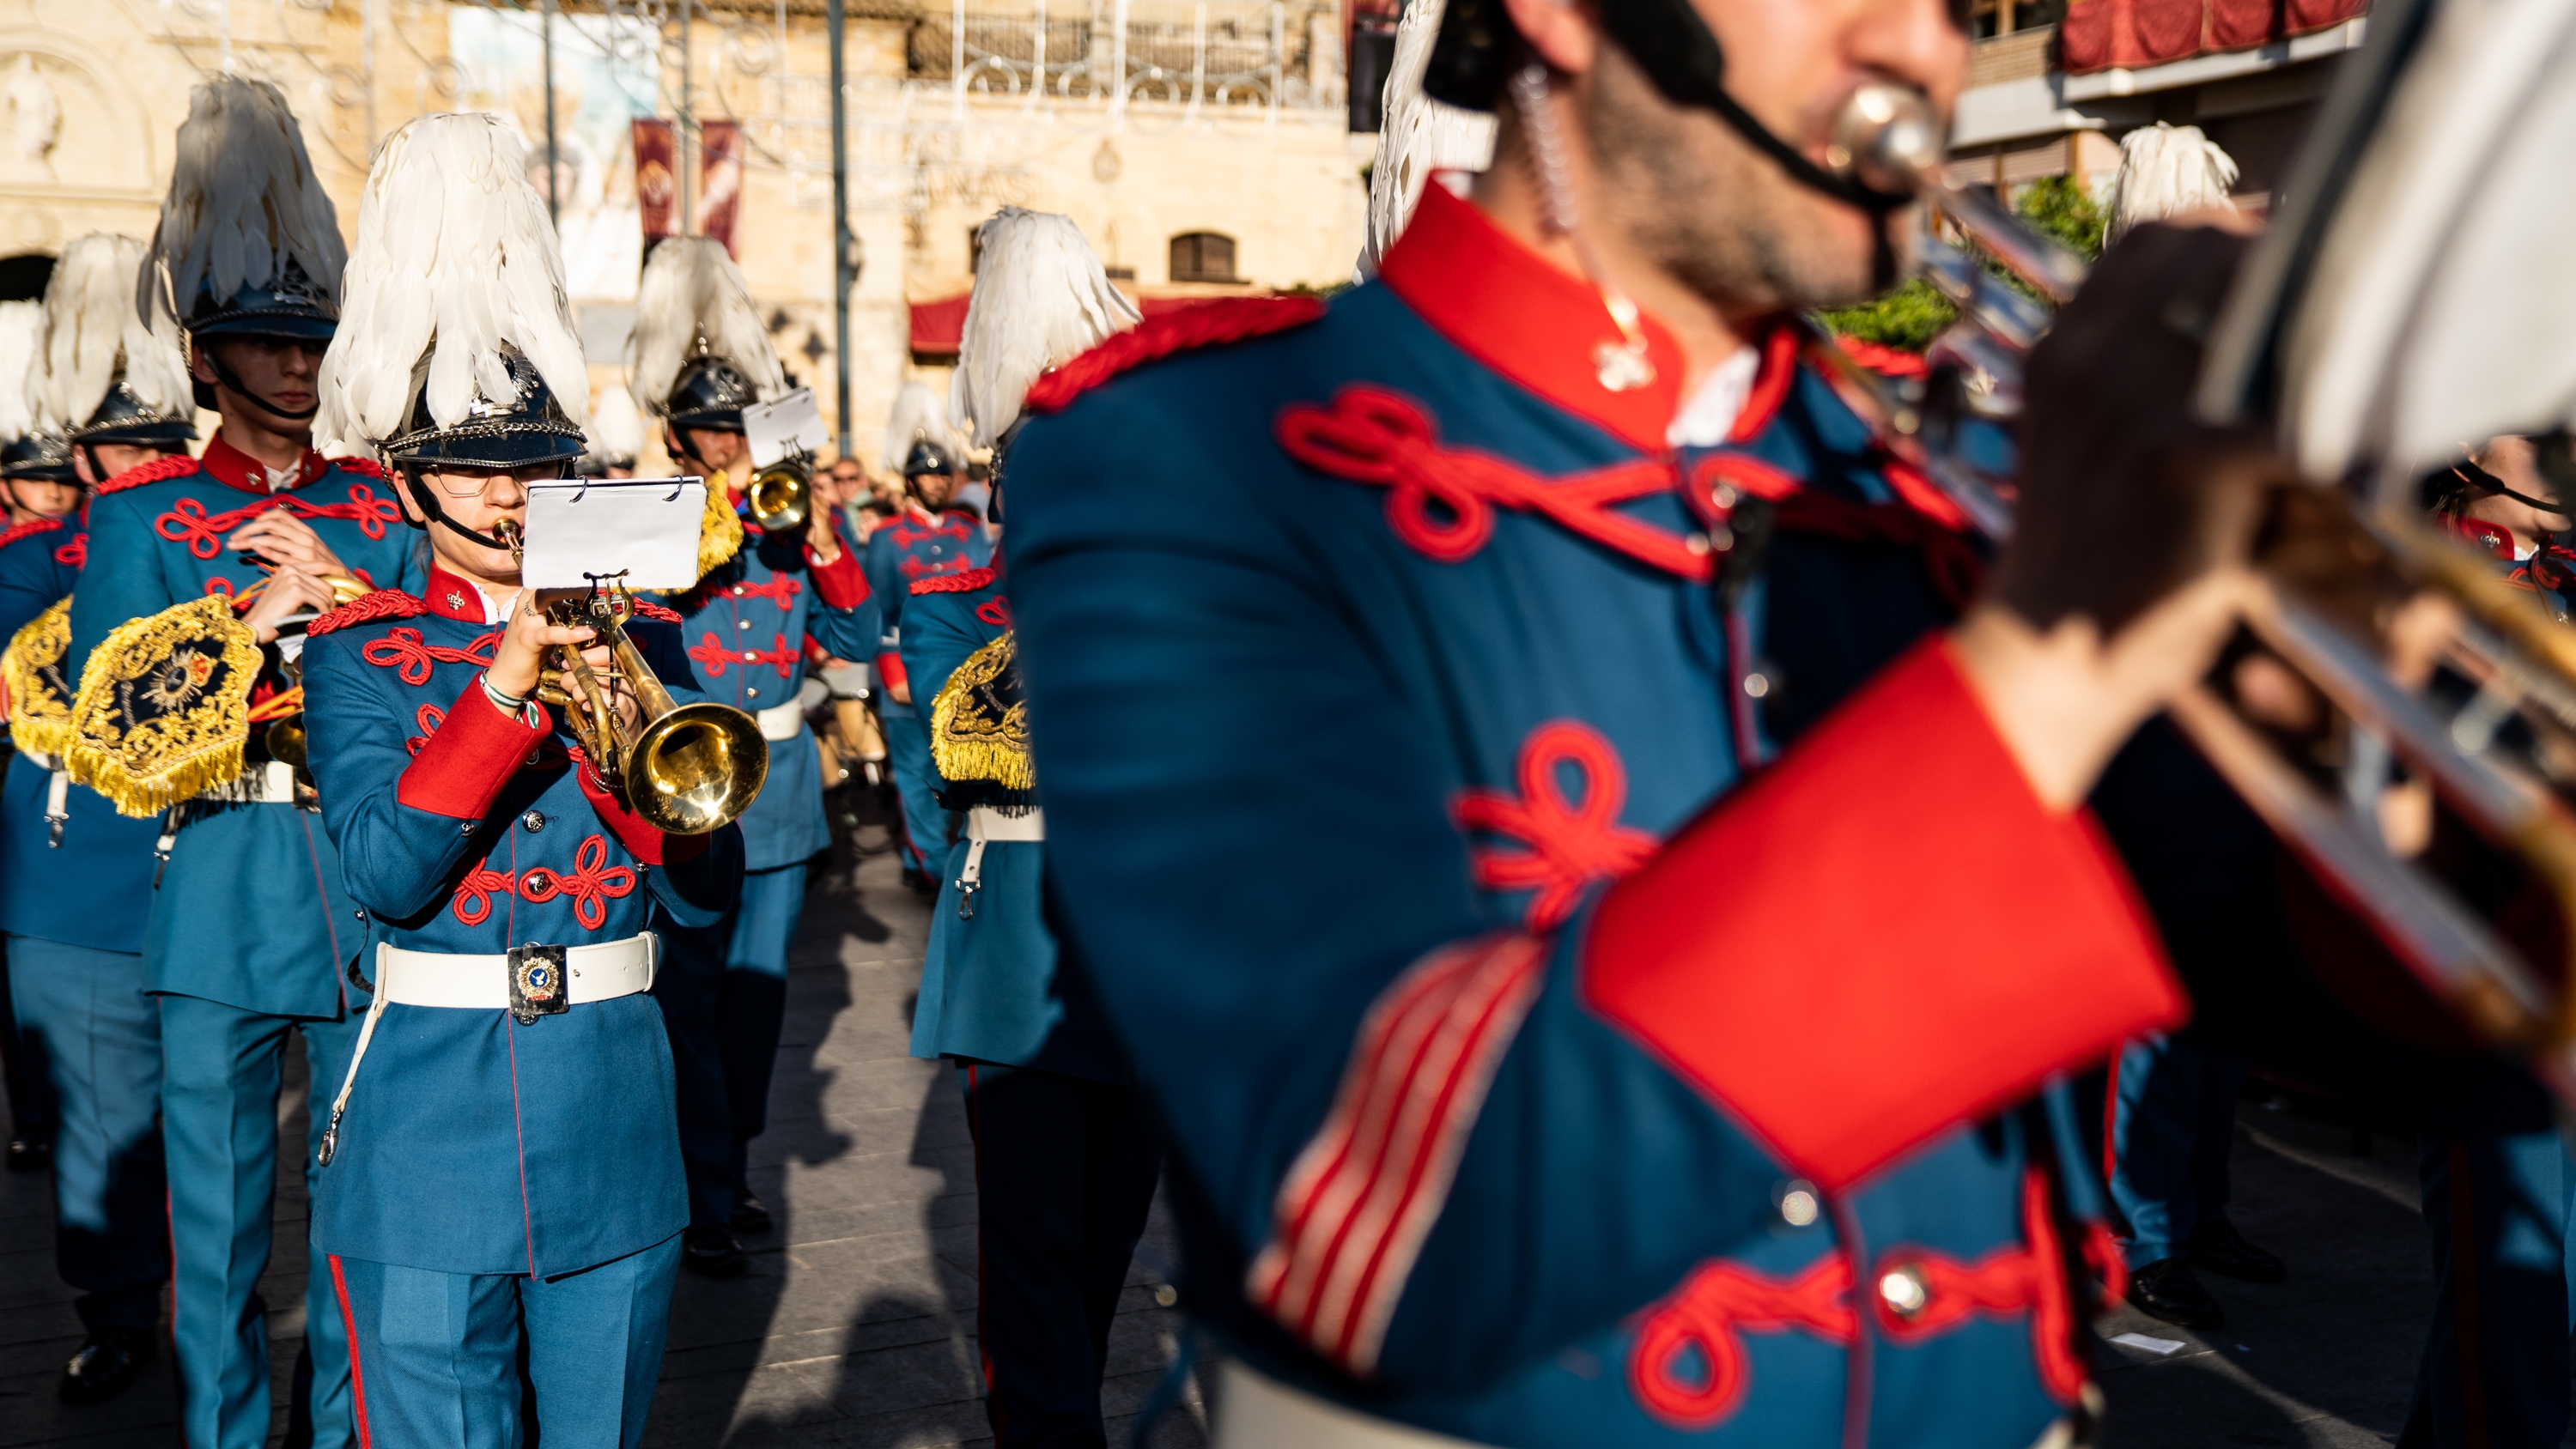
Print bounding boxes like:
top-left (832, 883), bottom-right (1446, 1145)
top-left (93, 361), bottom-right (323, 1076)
top-left (629, 600), bottom-right (683, 624)
top-left (1025, 296), bottom-right (1327, 416)
top-left (94, 455), bottom-right (202, 496)
top-left (1833, 335), bottom-right (1931, 380)
top-left (328, 456), bottom-right (389, 480)
top-left (910, 565), bottom-right (997, 596)
top-left (306, 591), bottom-right (428, 637)
top-left (0, 516), bottom-right (64, 550)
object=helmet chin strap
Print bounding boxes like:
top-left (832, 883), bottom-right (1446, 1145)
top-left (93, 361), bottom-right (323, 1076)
top-left (399, 467), bottom-right (527, 557)
top-left (2457, 459), bottom-right (2571, 519)
top-left (1593, 0), bottom-right (1913, 218)
top-left (200, 344), bottom-right (321, 424)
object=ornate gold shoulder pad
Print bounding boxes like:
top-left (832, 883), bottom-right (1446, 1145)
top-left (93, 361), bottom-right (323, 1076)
top-left (66, 595), bottom-right (261, 817)
top-left (698, 479), bottom-right (744, 580)
top-left (929, 630), bottom-right (1035, 809)
top-left (3, 598), bottom-right (73, 761)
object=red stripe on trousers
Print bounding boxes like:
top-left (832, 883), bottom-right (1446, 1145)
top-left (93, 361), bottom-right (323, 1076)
top-left (328, 1255), bottom-right (373, 1449)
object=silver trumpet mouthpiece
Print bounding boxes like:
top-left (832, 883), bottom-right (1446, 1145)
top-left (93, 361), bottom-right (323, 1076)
top-left (1826, 82), bottom-right (1946, 196)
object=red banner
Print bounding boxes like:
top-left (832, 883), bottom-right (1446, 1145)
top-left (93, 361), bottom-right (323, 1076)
top-left (2061, 0), bottom-right (2367, 76)
top-left (697, 119), bottom-right (743, 258)
top-left (633, 118), bottom-right (677, 241)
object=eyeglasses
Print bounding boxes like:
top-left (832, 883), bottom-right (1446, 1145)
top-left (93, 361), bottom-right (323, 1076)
top-left (419, 464), bottom-right (570, 498)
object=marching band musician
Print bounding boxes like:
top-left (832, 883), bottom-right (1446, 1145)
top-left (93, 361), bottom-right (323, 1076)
top-left (62, 78), bottom-right (417, 1449)
top-left (866, 423), bottom-right (992, 892)
top-left (995, 2), bottom-right (2555, 1446)
top-left (298, 110), bottom-right (741, 1447)
top-left (0, 295), bottom-right (172, 1406)
top-left (627, 236), bottom-right (881, 1276)
top-left (903, 208), bottom-right (1159, 1449)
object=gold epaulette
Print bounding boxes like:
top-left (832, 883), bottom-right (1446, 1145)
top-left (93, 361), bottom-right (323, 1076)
top-left (3, 598), bottom-right (73, 760)
top-left (929, 630), bottom-right (1035, 801)
top-left (698, 480), bottom-right (744, 581)
top-left (65, 595), bottom-right (260, 817)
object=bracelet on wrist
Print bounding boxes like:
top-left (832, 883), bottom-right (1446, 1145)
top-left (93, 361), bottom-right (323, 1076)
top-left (480, 672), bottom-right (530, 717)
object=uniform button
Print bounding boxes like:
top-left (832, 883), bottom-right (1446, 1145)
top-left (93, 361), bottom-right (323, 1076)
top-left (747, 688), bottom-right (761, 699)
top-left (459, 822), bottom-right (476, 836)
top-left (744, 651), bottom-right (756, 661)
top-left (1877, 1264), bottom-right (1929, 1319)
top-left (738, 619), bottom-right (751, 630)
top-left (1685, 532), bottom-right (1711, 556)
top-left (523, 870), bottom-right (554, 894)
top-left (1742, 672), bottom-right (1772, 700)
top-left (353, 907), bottom-right (368, 922)
top-left (1777, 1180), bottom-right (1820, 1228)
top-left (1710, 482), bottom-right (1739, 511)
top-left (522, 810), bottom-right (546, 833)
top-left (732, 585), bottom-right (744, 597)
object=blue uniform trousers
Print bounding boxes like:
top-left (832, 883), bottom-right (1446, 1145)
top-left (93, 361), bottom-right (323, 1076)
top-left (160, 991), bottom-right (361, 1449)
top-left (6, 936), bottom-right (167, 1330)
top-left (883, 711), bottom-right (951, 875)
top-left (329, 1233), bottom-right (681, 1449)
top-left (655, 862), bottom-right (808, 1228)
top-left (2400, 1131), bottom-right (2576, 1449)
top-left (2108, 1033), bottom-right (2245, 1264)
top-left (0, 933), bottom-right (55, 1144)
top-left (957, 1060), bottom-right (1160, 1449)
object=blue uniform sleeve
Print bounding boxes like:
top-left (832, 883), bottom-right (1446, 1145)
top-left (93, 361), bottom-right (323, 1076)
top-left (305, 632), bottom-right (496, 924)
top-left (894, 590), bottom-right (992, 777)
top-left (862, 529), bottom-right (903, 651)
top-left (64, 493), bottom-right (176, 683)
top-left (0, 532), bottom-right (70, 641)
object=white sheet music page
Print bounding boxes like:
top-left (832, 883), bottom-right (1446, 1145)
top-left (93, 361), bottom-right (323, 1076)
top-left (744, 388), bottom-right (828, 470)
top-left (520, 476), bottom-right (708, 591)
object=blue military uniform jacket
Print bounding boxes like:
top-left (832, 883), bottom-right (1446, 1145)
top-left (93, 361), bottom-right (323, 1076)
top-left (65, 438), bottom-right (426, 1016)
top-left (300, 569), bottom-right (742, 1277)
top-left (901, 564), bottom-right (1126, 1082)
top-left (863, 505), bottom-right (991, 713)
top-left (662, 504), bottom-right (879, 870)
top-left (1, 512), bottom-right (162, 950)
top-left (1004, 186), bottom-right (2184, 1447)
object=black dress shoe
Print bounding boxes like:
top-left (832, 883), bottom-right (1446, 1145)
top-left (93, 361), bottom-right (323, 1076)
top-left (731, 1191), bottom-right (773, 1234)
top-left (7, 1136), bottom-right (49, 1172)
top-left (2190, 1218), bottom-right (2286, 1283)
top-left (681, 1226), bottom-right (749, 1278)
top-left (2127, 1257), bottom-right (2226, 1331)
top-left (60, 1328), bottom-right (155, 1404)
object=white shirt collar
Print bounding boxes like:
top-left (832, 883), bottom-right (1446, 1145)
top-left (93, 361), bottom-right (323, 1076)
top-left (1666, 345), bottom-right (1760, 450)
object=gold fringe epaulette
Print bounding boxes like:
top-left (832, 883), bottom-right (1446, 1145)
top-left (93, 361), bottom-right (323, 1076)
top-left (66, 595), bottom-right (261, 817)
top-left (3, 598), bottom-right (73, 760)
top-left (697, 478), bottom-right (744, 581)
top-left (930, 631), bottom-right (1035, 803)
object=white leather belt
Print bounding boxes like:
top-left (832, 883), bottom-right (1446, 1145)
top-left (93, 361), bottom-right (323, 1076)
top-left (375, 934), bottom-right (659, 1008)
top-left (951, 807), bottom-right (1042, 919)
top-left (317, 932), bottom-right (659, 1169)
top-left (1215, 1363), bottom-right (1495, 1449)
top-left (201, 760), bottom-right (298, 804)
top-left (756, 698), bottom-right (805, 742)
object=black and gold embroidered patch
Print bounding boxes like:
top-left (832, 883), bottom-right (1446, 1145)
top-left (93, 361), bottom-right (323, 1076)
top-left (3, 597), bottom-right (73, 761)
top-left (67, 595), bottom-right (261, 816)
top-left (929, 630), bottom-right (1035, 811)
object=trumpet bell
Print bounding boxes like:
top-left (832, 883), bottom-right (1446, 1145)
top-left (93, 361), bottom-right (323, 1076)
top-left (627, 700), bottom-right (771, 836)
top-left (747, 463), bottom-right (811, 533)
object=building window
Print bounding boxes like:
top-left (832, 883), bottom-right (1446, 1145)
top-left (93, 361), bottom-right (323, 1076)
top-left (1966, 0), bottom-right (2064, 37)
top-left (1169, 232), bottom-right (1237, 284)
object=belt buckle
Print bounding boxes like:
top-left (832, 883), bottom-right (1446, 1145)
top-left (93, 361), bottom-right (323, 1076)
top-left (507, 943), bottom-right (571, 1023)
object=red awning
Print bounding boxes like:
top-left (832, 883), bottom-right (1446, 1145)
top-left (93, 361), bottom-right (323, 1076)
top-left (2060, 0), bottom-right (2366, 76)
top-left (908, 290), bottom-right (1255, 355)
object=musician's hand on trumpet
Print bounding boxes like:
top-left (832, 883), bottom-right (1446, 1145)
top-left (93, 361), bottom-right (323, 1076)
top-left (490, 591), bottom-right (603, 712)
top-left (240, 563), bottom-right (347, 646)
top-left (226, 508), bottom-right (351, 581)
top-left (1953, 220), bottom-right (2293, 810)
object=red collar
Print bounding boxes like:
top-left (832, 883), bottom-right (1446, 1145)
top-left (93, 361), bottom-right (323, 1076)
top-left (199, 433), bottom-right (328, 497)
top-left (424, 567), bottom-right (494, 623)
top-left (1376, 185), bottom-right (1686, 454)
top-left (2436, 512), bottom-right (2518, 561)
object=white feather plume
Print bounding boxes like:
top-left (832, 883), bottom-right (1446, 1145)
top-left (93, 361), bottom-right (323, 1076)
top-left (0, 300), bottom-right (45, 442)
top-left (143, 76), bottom-right (343, 329)
top-left (880, 380), bottom-right (964, 470)
top-left (2107, 123), bottom-right (2239, 245)
top-left (626, 237), bottom-right (784, 415)
top-left (589, 381), bottom-right (644, 462)
top-left (949, 209), bottom-right (1139, 449)
top-left (315, 112), bottom-right (589, 454)
top-left (42, 233), bottom-right (192, 430)
top-left (1359, 0), bottom-right (1496, 275)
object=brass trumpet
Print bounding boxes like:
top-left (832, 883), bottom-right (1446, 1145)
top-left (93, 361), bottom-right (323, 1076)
top-left (263, 572), bottom-right (377, 773)
top-left (495, 519), bottom-right (771, 835)
top-left (745, 458), bottom-right (811, 533)
top-left (1819, 81), bottom-right (2576, 1099)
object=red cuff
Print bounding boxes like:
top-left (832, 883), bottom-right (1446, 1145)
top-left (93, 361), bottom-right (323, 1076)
top-left (398, 679), bottom-right (548, 819)
top-left (1582, 638), bottom-right (2185, 1192)
top-left (805, 537), bottom-right (871, 609)
top-left (571, 761), bottom-right (707, 866)
top-left (875, 652), bottom-right (908, 690)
